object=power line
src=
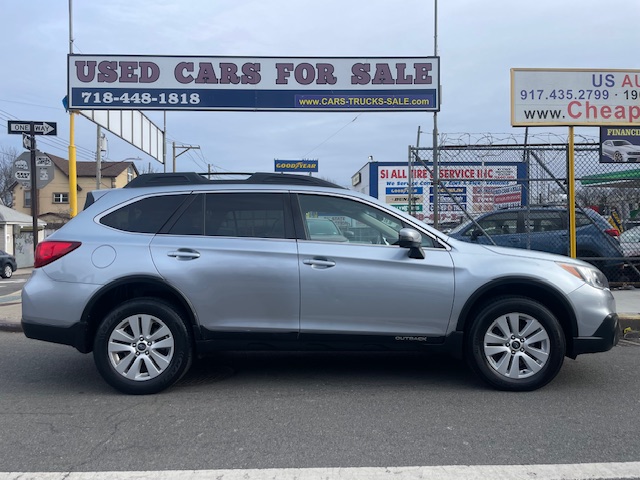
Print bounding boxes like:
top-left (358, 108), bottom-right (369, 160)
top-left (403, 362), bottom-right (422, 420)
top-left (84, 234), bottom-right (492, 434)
top-left (302, 114), bottom-right (362, 158)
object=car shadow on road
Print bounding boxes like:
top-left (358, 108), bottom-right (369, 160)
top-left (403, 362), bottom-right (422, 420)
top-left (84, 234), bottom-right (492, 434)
top-left (177, 351), bottom-right (481, 391)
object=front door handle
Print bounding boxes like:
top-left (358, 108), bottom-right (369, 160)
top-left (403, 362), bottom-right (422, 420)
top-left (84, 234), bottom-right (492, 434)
top-left (167, 249), bottom-right (201, 260)
top-left (303, 258), bottom-right (336, 269)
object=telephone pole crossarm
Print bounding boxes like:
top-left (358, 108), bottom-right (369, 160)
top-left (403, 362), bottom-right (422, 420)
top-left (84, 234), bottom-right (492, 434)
top-left (172, 143), bottom-right (200, 172)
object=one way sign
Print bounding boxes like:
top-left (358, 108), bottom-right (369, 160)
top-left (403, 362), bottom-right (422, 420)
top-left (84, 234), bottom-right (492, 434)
top-left (7, 121), bottom-right (57, 136)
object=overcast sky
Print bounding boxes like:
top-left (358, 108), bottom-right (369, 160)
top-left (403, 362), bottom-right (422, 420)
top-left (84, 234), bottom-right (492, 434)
top-left (1, 0), bottom-right (639, 187)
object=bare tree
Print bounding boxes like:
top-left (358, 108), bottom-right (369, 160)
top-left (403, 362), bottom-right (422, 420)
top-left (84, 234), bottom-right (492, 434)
top-left (139, 162), bottom-right (158, 174)
top-left (0, 145), bottom-right (18, 207)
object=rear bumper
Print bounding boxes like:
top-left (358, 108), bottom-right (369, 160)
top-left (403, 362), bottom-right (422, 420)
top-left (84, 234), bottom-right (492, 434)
top-left (22, 320), bottom-right (91, 353)
top-left (568, 313), bottom-right (619, 358)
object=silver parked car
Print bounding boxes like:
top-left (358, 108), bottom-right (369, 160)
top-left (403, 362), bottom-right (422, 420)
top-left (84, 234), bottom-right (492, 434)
top-left (602, 139), bottom-right (640, 163)
top-left (22, 172), bottom-right (619, 394)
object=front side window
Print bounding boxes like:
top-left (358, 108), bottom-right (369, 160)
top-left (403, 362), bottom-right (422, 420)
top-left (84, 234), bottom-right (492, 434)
top-left (298, 194), bottom-right (436, 247)
top-left (471, 211), bottom-right (519, 236)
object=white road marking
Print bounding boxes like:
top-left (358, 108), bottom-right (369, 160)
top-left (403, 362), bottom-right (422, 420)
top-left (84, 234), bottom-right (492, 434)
top-left (1, 462), bottom-right (639, 480)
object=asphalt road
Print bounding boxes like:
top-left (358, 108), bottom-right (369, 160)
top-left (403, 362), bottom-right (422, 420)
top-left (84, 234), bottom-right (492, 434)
top-left (0, 271), bottom-right (28, 298)
top-left (1, 330), bottom-right (639, 474)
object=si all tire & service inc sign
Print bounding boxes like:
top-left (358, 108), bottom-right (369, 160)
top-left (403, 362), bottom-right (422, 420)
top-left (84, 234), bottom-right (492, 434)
top-left (68, 55), bottom-right (439, 112)
top-left (511, 68), bottom-right (640, 126)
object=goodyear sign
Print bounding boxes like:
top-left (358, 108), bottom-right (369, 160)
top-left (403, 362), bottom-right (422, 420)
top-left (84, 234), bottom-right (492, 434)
top-left (274, 159), bottom-right (318, 172)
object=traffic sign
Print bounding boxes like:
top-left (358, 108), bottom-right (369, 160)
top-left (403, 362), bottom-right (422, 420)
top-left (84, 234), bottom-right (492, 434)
top-left (22, 133), bottom-right (35, 150)
top-left (7, 121), bottom-right (57, 136)
top-left (36, 155), bottom-right (52, 167)
top-left (11, 151), bottom-right (55, 189)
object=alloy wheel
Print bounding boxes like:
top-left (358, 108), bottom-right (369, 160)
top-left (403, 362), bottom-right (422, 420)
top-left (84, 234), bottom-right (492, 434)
top-left (107, 313), bottom-right (175, 381)
top-left (482, 312), bottom-right (550, 380)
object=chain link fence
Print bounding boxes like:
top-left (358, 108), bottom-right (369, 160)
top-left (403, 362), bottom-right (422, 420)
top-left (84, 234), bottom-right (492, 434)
top-left (408, 142), bottom-right (640, 285)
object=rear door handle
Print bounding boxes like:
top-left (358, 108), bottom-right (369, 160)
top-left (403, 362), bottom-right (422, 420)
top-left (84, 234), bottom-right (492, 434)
top-left (303, 258), bottom-right (336, 269)
top-left (167, 249), bottom-right (201, 260)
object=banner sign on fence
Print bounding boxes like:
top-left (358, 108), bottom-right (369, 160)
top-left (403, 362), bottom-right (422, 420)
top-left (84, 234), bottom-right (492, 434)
top-left (370, 163), bottom-right (524, 224)
top-left (68, 55), bottom-right (440, 112)
top-left (599, 126), bottom-right (640, 163)
top-left (274, 159), bottom-right (319, 172)
top-left (511, 68), bottom-right (640, 126)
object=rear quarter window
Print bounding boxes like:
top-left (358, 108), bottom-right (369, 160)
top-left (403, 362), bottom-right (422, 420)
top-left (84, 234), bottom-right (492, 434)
top-left (100, 195), bottom-right (188, 233)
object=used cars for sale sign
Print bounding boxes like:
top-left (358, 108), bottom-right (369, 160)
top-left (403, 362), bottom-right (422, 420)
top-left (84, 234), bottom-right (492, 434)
top-left (68, 55), bottom-right (440, 112)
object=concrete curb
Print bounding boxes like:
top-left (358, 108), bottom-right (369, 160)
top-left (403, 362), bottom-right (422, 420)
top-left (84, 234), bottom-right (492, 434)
top-left (0, 322), bottom-right (23, 333)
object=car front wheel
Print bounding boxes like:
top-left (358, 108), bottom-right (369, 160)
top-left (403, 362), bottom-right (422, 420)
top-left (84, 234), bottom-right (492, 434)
top-left (93, 298), bottom-right (193, 394)
top-left (467, 296), bottom-right (566, 391)
top-left (1, 264), bottom-right (12, 278)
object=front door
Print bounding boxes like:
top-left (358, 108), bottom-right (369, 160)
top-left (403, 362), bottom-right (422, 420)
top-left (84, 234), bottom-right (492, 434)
top-left (296, 193), bottom-right (455, 339)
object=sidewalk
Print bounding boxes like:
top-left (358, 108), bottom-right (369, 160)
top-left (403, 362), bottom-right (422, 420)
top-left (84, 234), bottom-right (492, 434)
top-left (3, 273), bottom-right (640, 333)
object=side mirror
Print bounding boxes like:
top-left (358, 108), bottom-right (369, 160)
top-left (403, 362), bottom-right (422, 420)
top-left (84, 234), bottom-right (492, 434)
top-left (398, 228), bottom-right (425, 259)
top-left (344, 230), bottom-right (355, 240)
top-left (471, 229), bottom-right (483, 241)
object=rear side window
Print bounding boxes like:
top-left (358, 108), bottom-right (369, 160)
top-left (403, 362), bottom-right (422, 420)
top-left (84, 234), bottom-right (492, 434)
top-left (168, 193), bottom-right (286, 238)
top-left (575, 212), bottom-right (594, 228)
top-left (101, 195), bottom-right (188, 233)
top-left (201, 193), bottom-right (288, 238)
top-left (523, 211), bottom-right (563, 232)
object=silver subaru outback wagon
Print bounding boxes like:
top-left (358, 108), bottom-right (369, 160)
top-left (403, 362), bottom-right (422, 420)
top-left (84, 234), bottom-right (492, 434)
top-left (21, 172), bottom-right (619, 394)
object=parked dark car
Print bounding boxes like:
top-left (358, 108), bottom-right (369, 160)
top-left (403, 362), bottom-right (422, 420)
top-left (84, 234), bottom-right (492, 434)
top-left (448, 206), bottom-right (625, 280)
top-left (0, 250), bottom-right (17, 279)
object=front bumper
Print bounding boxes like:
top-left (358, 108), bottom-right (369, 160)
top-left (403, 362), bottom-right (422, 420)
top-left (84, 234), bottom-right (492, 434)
top-left (568, 313), bottom-right (619, 358)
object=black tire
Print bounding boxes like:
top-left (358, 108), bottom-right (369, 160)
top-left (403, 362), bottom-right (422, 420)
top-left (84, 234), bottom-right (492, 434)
top-left (466, 296), bottom-right (566, 391)
top-left (1, 264), bottom-right (12, 279)
top-left (93, 298), bottom-right (193, 395)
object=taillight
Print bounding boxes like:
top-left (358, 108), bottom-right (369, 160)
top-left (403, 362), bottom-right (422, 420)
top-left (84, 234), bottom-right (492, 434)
top-left (34, 241), bottom-right (82, 268)
top-left (605, 228), bottom-right (620, 238)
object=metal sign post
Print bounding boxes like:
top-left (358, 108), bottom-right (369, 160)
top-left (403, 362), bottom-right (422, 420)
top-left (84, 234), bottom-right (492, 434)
top-left (7, 119), bottom-right (58, 253)
top-left (29, 122), bottom-right (39, 253)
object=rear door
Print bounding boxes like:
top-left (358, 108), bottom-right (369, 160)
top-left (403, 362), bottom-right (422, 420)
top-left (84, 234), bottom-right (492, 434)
top-left (521, 210), bottom-right (566, 255)
top-left (150, 192), bottom-right (300, 336)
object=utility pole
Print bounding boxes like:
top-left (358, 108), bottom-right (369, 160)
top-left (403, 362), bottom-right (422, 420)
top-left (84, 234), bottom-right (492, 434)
top-left (432, 0), bottom-right (440, 230)
top-left (172, 142), bottom-right (200, 172)
top-left (96, 125), bottom-right (102, 189)
top-left (409, 126), bottom-right (422, 217)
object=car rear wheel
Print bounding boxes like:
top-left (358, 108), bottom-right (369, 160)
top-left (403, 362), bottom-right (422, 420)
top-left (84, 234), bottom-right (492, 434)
top-left (93, 298), bottom-right (193, 394)
top-left (1, 264), bottom-right (13, 278)
top-left (614, 151), bottom-right (623, 162)
top-left (467, 296), bottom-right (565, 391)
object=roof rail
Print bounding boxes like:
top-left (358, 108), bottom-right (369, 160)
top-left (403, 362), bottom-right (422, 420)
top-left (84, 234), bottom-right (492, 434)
top-left (124, 172), bottom-right (345, 189)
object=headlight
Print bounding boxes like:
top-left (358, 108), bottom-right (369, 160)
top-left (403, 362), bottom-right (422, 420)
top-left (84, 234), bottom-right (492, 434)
top-left (557, 262), bottom-right (609, 289)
